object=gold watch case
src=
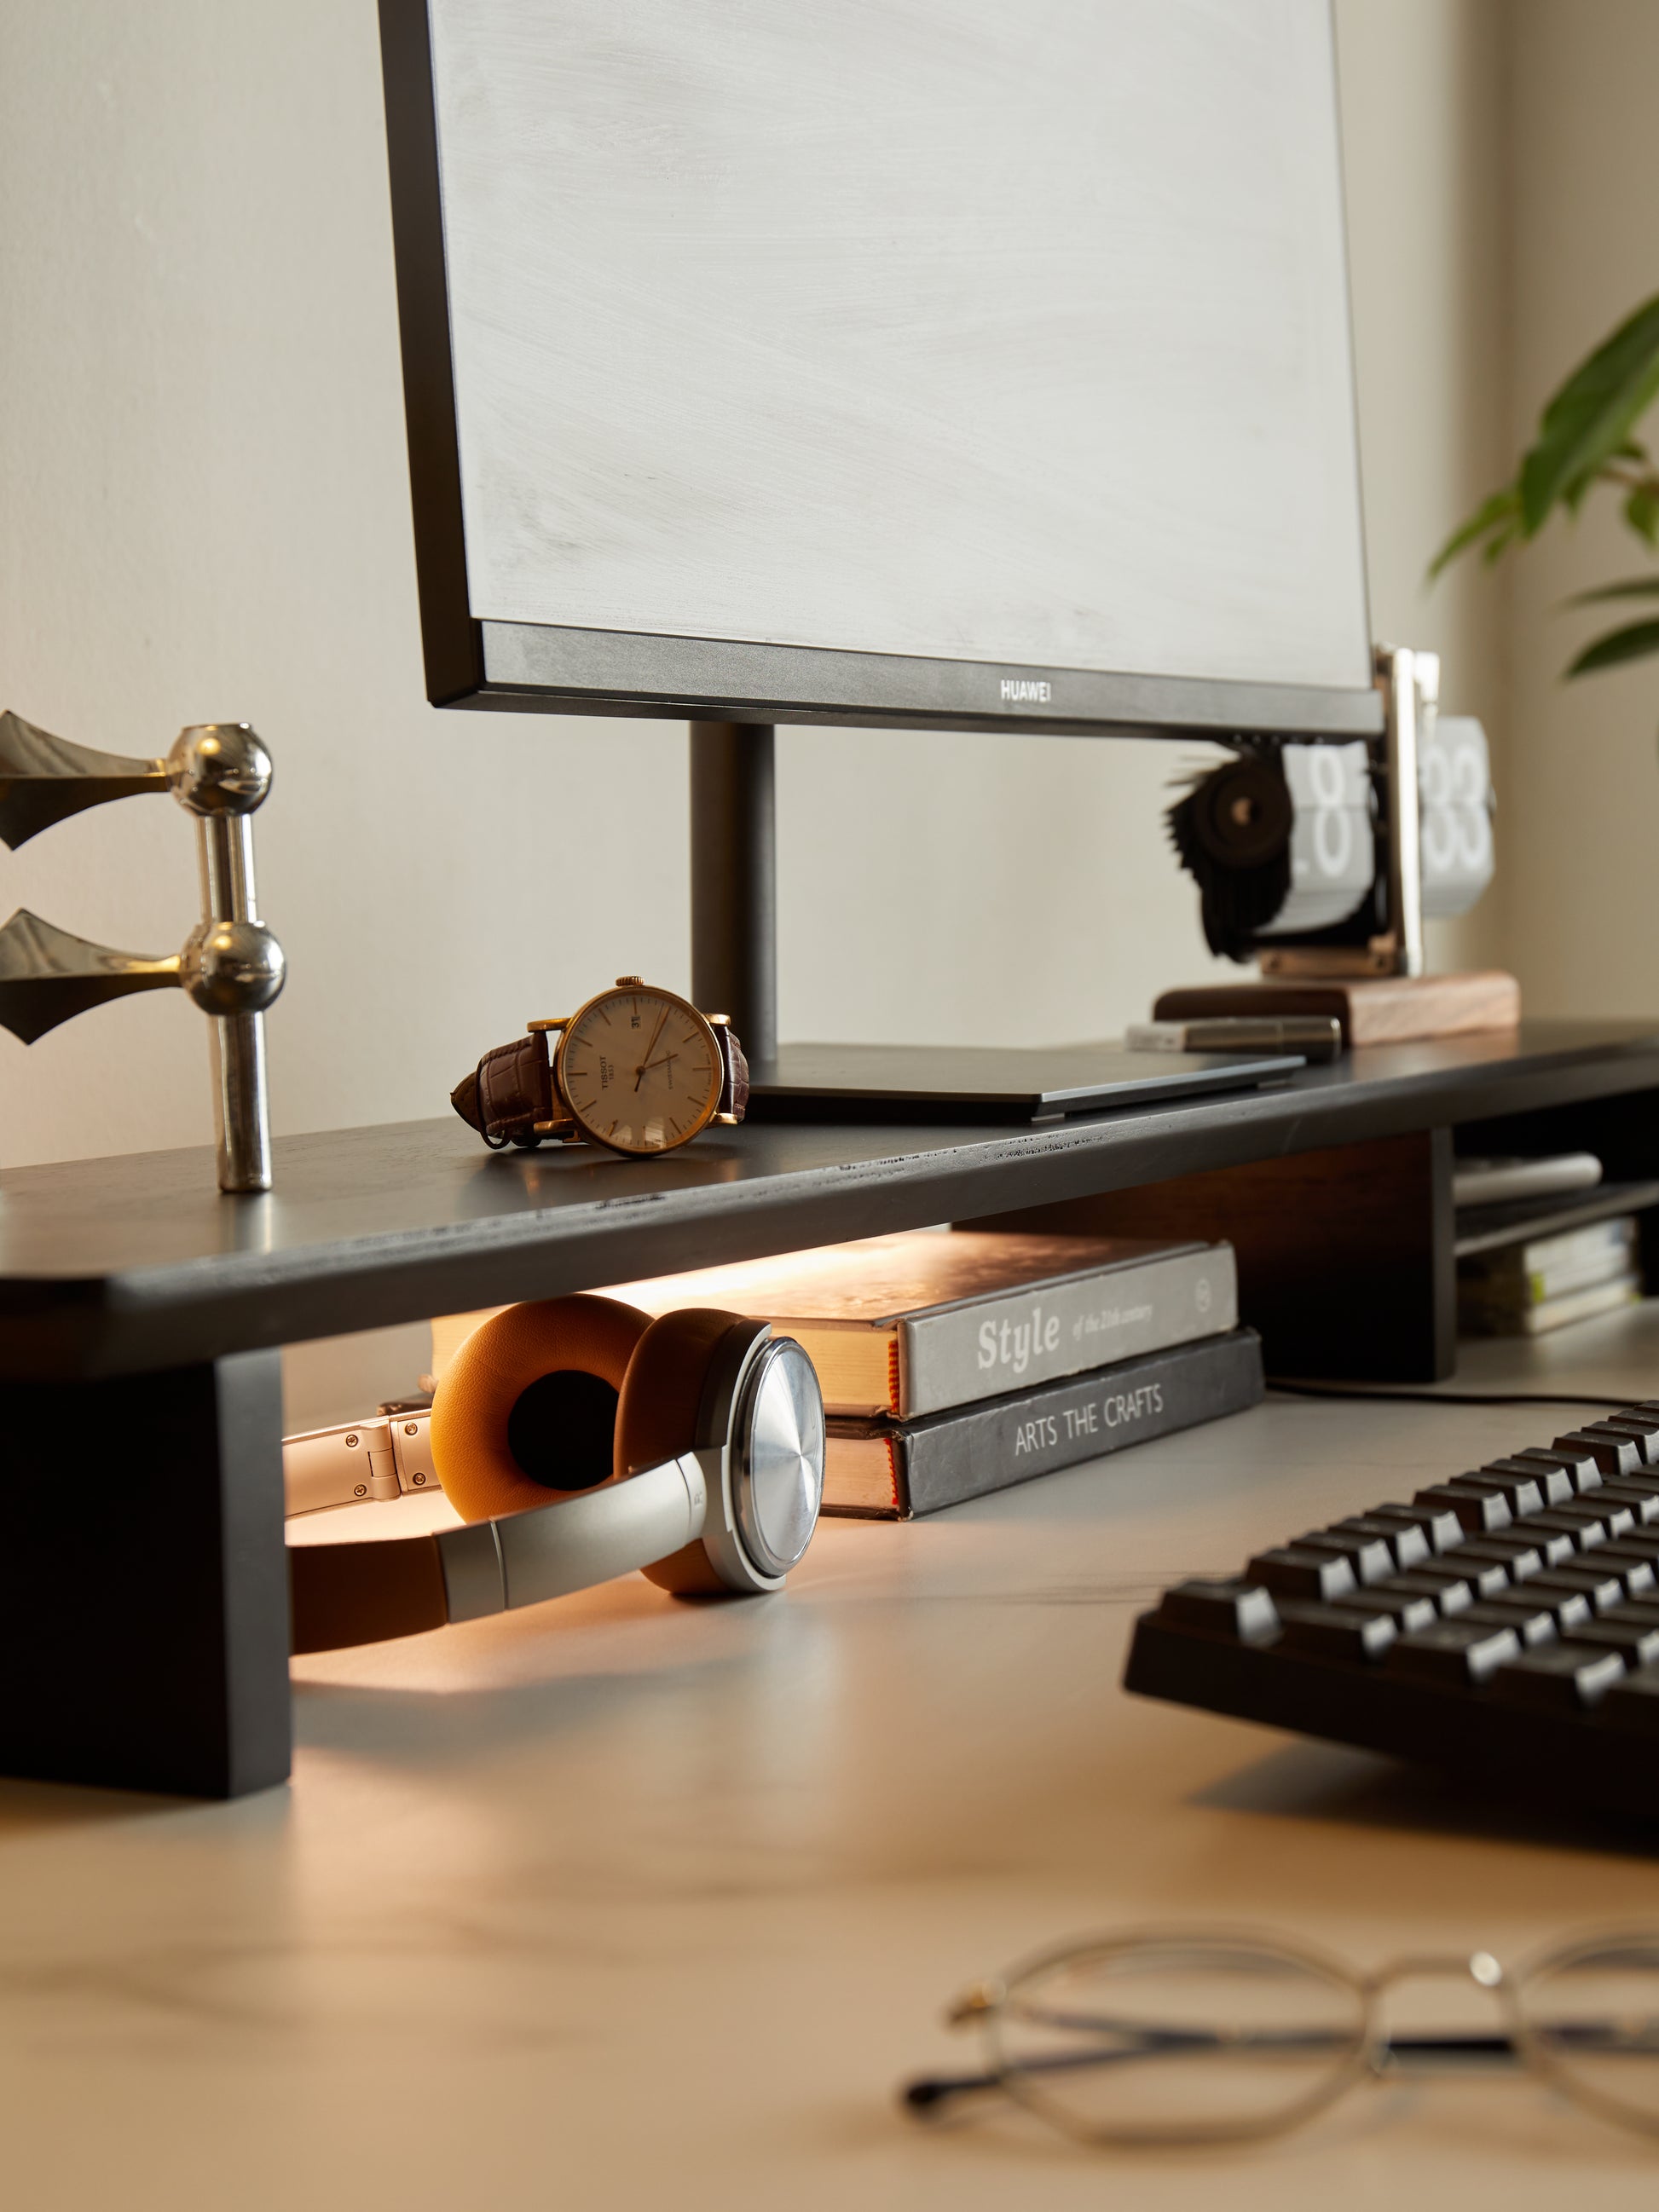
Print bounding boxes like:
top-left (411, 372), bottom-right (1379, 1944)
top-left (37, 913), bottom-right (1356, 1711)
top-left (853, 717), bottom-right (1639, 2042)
top-left (531, 979), bottom-right (726, 1158)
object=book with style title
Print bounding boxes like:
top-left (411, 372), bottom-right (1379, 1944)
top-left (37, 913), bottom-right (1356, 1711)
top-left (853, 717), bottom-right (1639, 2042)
top-left (431, 1230), bottom-right (1239, 1418)
top-left (822, 1328), bottom-right (1264, 1517)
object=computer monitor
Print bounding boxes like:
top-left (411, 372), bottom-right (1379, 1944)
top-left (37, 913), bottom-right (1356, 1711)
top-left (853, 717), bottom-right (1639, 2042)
top-left (378, 0), bottom-right (1380, 1112)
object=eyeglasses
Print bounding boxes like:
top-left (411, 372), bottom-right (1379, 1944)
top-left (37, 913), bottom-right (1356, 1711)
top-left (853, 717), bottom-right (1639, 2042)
top-left (902, 1926), bottom-right (1659, 2147)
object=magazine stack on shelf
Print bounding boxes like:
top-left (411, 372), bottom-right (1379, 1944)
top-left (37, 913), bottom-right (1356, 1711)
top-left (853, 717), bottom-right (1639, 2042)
top-left (1454, 1152), bottom-right (1653, 1337)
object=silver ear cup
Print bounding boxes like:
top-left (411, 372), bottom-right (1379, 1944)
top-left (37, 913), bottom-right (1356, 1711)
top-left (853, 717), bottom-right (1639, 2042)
top-left (729, 1335), bottom-right (824, 1579)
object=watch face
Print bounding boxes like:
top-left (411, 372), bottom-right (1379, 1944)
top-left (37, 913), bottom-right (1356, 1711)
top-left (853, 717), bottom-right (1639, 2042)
top-left (558, 985), bottom-right (722, 1155)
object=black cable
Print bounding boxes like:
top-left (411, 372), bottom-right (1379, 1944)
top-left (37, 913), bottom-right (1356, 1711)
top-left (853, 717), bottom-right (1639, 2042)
top-left (1267, 1380), bottom-right (1641, 1411)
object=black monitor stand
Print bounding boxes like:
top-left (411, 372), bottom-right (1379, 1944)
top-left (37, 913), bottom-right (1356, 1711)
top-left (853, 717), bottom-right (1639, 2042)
top-left (689, 719), bottom-right (778, 1064)
top-left (685, 721), bottom-right (1299, 1124)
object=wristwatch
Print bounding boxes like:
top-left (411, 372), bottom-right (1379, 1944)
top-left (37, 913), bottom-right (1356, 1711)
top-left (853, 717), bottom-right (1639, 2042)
top-left (451, 977), bottom-right (749, 1157)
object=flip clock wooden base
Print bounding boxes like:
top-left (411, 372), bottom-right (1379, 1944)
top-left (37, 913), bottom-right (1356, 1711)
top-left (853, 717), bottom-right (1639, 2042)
top-left (1154, 969), bottom-right (1521, 1047)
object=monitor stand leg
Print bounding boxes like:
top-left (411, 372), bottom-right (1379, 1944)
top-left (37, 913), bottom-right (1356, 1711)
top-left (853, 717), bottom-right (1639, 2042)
top-left (689, 721), bottom-right (777, 1063)
top-left (0, 1350), bottom-right (292, 1796)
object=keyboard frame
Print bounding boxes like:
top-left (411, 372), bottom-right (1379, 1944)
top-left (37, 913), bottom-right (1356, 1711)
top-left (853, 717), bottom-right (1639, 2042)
top-left (1125, 1610), bottom-right (1659, 1820)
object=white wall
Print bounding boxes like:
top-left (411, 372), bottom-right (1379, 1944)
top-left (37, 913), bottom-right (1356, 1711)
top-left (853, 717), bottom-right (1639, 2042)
top-left (1334, 0), bottom-right (1512, 975)
top-left (0, 3), bottom-right (689, 1173)
top-left (1502, 0), bottom-right (1659, 1019)
top-left (0, 1), bottom-right (1521, 1195)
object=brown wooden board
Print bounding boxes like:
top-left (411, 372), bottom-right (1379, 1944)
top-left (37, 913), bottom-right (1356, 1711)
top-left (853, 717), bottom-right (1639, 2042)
top-left (980, 1129), bottom-right (1456, 1381)
top-left (1154, 969), bottom-right (1521, 1045)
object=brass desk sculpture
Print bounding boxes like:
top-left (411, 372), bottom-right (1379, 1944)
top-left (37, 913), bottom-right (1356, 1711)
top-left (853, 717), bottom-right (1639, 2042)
top-left (0, 711), bottom-right (285, 1192)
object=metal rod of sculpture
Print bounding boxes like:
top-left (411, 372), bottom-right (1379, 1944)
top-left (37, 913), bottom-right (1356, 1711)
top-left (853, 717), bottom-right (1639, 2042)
top-left (0, 713), bottom-right (285, 1193)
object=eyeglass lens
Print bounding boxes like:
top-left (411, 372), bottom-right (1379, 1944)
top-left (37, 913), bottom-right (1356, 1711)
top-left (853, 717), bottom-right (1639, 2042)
top-left (991, 1939), bottom-right (1367, 2141)
top-left (1520, 1938), bottom-right (1659, 2133)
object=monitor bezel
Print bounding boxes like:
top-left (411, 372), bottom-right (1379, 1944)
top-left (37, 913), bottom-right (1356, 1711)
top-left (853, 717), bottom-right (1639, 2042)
top-left (379, 0), bottom-right (1383, 744)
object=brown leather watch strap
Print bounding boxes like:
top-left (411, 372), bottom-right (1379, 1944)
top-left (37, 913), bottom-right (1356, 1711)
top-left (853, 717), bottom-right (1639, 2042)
top-left (716, 1025), bottom-right (749, 1121)
top-left (450, 1032), bottom-right (553, 1148)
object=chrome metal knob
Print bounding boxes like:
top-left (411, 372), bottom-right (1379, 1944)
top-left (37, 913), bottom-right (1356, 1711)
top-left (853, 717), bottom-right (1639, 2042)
top-left (165, 723), bottom-right (274, 817)
top-left (179, 919), bottom-right (286, 1017)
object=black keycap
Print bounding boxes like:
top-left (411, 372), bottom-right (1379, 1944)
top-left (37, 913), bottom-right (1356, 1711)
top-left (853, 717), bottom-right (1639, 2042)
top-left (1413, 1482), bottom-right (1512, 1533)
top-left (1568, 1615), bottom-right (1659, 1666)
top-left (1374, 1570), bottom-right (1472, 1617)
top-left (1592, 1481), bottom-right (1659, 1526)
top-left (1246, 1548), bottom-right (1357, 1603)
top-left (1330, 1588), bottom-right (1438, 1635)
top-left (1556, 1428), bottom-right (1644, 1478)
top-left (1592, 1533), bottom-right (1659, 1569)
top-left (1528, 1510), bottom-right (1608, 1551)
top-left (1494, 1584), bottom-right (1593, 1633)
top-left (1366, 1503), bottom-right (1465, 1554)
top-left (1482, 1458), bottom-right (1575, 1506)
top-left (1577, 1551), bottom-right (1658, 1601)
top-left (1492, 1643), bottom-right (1626, 1710)
top-left (1291, 1532), bottom-right (1394, 1585)
top-left (1278, 1603), bottom-right (1396, 1663)
top-left (1455, 1537), bottom-right (1542, 1581)
top-left (1595, 1469), bottom-right (1659, 1501)
top-left (1510, 1445), bottom-right (1602, 1493)
top-left (1411, 1555), bottom-right (1509, 1600)
top-left (1525, 1567), bottom-right (1627, 1615)
top-left (1460, 1597), bottom-right (1557, 1648)
top-left (1387, 1619), bottom-right (1521, 1685)
top-left (1538, 1500), bottom-right (1636, 1542)
top-left (1160, 1580), bottom-right (1281, 1643)
top-left (1598, 1416), bottom-right (1659, 1465)
top-left (1594, 1599), bottom-right (1659, 1630)
top-left (1454, 1470), bottom-right (1544, 1516)
top-left (1477, 1525), bottom-right (1575, 1568)
top-left (1327, 1516), bottom-right (1432, 1572)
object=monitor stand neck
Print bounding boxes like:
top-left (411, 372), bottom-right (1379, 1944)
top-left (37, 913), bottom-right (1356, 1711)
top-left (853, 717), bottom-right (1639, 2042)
top-left (689, 720), bottom-right (777, 1063)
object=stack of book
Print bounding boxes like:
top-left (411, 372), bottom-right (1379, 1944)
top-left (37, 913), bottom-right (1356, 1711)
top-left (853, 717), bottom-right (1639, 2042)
top-left (1458, 1216), bottom-right (1643, 1337)
top-left (435, 1231), bottom-right (1263, 1519)
top-left (1451, 1147), bottom-right (1654, 1337)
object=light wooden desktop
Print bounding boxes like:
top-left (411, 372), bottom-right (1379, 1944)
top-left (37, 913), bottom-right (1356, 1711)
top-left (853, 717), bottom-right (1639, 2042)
top-left (8, 1311), bottom-right (1659, 2209)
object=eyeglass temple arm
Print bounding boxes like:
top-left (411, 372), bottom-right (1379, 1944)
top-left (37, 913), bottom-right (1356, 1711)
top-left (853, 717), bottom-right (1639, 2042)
top-left (901, 2029), bottom-right (1533, 2116)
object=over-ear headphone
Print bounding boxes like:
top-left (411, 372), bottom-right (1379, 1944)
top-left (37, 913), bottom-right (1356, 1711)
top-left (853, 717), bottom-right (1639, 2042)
top-left (287, 1296), bottom-right (825, 1653)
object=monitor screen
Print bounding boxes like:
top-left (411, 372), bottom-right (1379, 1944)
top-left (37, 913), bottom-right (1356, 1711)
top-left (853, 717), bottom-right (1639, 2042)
top-left (383, 0), bottom-right (1378, 739)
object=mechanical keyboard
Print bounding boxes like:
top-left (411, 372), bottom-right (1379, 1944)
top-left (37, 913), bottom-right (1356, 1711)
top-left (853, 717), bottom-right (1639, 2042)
top-left (1124, 1405), bottom-right (1659, 1822)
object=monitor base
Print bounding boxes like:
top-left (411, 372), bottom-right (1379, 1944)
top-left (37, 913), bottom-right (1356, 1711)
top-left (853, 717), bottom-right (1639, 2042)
top-left (745, 1040), bottom-right (1301, 1124)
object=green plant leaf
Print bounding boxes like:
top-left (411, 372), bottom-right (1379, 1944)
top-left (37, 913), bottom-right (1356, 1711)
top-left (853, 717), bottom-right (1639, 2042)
top-left (1627, 484), bottom-right (1659, 543)
top-left (1566, 574), bottom-right (1659, 607)
top-left (1480, 519), bottom-right (1521, 566)
top-left (1566, 617), bottom-right (1659, 677)
top-left (1427, 485), bottom-right (1520, 579)
top-left (1518, 293), bottom-right (1659, 531)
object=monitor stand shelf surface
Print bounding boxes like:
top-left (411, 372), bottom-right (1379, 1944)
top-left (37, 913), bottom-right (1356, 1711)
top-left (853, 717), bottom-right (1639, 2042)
top-left (3, 1020), bottom-right (1659, 1803)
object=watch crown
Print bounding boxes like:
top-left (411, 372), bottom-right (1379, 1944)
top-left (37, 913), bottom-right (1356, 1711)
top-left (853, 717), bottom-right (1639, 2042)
top-left (615, 973), bottom-right (644, 987)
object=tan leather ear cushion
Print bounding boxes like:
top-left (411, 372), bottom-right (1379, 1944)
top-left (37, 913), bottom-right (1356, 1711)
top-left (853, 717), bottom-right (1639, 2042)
top-left (430, 1295), bottom-right (651, 1522)
top-left (616, 1307), bottom-right (739, 1597)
